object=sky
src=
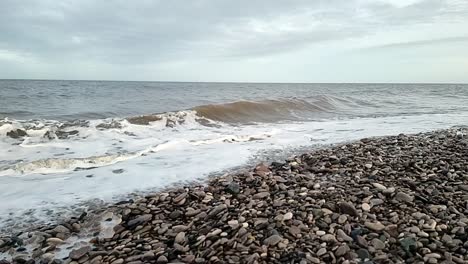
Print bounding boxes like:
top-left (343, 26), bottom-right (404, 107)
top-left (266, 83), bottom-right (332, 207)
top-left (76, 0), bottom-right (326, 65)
top-left (0, 0), bottom-right (468, 83)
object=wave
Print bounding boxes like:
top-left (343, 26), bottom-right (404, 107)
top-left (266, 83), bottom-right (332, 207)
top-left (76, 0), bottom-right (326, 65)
top-left (192, 97), bottom-right (339, 123)
top-left (0, 96), bottom-right (353, 142)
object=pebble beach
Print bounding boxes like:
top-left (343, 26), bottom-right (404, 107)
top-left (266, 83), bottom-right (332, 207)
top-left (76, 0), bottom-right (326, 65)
top-left (1, 128), bottom-right (468, 264)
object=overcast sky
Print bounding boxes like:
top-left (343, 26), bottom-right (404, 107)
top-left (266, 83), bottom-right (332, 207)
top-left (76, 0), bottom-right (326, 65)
top-left (1, 0), bottom-right (468, 82)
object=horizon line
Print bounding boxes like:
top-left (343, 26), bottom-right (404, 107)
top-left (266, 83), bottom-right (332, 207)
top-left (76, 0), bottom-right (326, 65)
top-left (1, 78), bottom-right (467, 85)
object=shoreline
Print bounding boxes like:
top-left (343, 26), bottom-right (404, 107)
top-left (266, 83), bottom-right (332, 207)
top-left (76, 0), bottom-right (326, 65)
top-left (1, 128), bottom-right (468, 263)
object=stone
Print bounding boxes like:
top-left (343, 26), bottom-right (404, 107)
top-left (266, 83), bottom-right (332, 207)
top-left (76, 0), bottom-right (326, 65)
top-left (395, 192), bottom-right (414, 203)
top-left (365, 221), bottom-right (385, 231)
top-left (371, 238), bottom-right (385, 250)
top-left (372, 183), bottom-right (387, 190)
top-left (253, 192), bottom-right (270, 199)
top-left (336, 229), bottom-right (353, 242)
top-left (46, 237), bottom-right (65, 245)
top-left (69, 246), bottom-right (91, 260)
top-left (127, 214), bottom-right (152, 227)
top-left (321, 234), bottom-right (336, 243)
top-left (316, 248), bottom-right (327, 256)
top-left (338, 215), bottom-right (347, 224)
top-left (362, 203), bottom-right (371, 211)
top-left (335, 244), bottom-right (350, 257)
top-left (338, 202), bottom-right (358, 216)
top-left (356, 249), bottom-right (370, 260)
top-left (175, 232), bottom-right (186, 244)
top-left (263, 235), bottom-right (282, 246)
top-left (400, 237), bottom-right (417, 253)
top-left (7, 129), bottom-right (27, 139)
top-left (226, 182), bottom-right (240, 194)
top-left (283, 212), bottom-right (293, 221)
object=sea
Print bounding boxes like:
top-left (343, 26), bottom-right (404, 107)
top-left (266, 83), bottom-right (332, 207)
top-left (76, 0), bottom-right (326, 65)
top-left (1, 80), bottom-right (468, 232)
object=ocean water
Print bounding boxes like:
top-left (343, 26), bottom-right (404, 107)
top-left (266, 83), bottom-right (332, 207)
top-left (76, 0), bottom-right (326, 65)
top-left (1, 80), bottom-right (468, 232)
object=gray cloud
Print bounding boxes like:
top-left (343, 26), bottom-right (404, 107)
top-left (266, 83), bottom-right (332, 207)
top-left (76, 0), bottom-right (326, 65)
top-left (0, 0), bottom-right (467, 81)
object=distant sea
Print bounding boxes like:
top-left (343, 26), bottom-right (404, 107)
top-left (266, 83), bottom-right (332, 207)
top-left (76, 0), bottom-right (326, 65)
top-left (1, 80), bottom-right (468, 231)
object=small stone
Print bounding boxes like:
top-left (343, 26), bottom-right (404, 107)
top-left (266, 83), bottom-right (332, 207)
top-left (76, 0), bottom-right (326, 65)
top-left (365, 163), bottom-right (373, 169)
top-left (175, 232), bottom-right (186, 244)
top-left (372, 183), bottom-right (387, 190)
top-left (362, 203), bottom-right (371, 211)
top-left (338, 202), bottom-right (358, 216)
top-left (338, 215), bottom-right (347, 224)
top-left (316, 230), bottom-right (326, 236)
top-left (228, 220), bottom-right (239, 228)
top-left (385, 224), bottom-right (399, 237)
top-left (283, 212), bottom-right (293, 221)
top-left (371, 238), bottom-right (385, 250)
top-left (335, 244), bottom-right (350, 257)
top-left (395, 192), bottom-right (414, 203)
top-left (400, 237), bottom-right (417, 253)
top-left (226, 182), bottom-right (240, 195)
top-left (142, 251), bottom-right (155, 261)
top-left (253, 192), bottom-right (270, 199)
top-left (127, 214), bottom-right (152, 227)
top-left (69, 246), bottom-right (91, 260)
top-left (156, 255), bottom-right (169, 264)
top-left (365, 221), bottom-right (385, 231)
top-left (53, 225), bottom-right (70, 234)
top-left (321, 234), bottom-right (336, 243)
top-left (336, 229), bottom-right (353, 242)
top-left (263, 235), bottom-right (282, 246)
top-left (111, 259), bottom-right (124, 264)
top-left (356, 248), bottom-right (370, 260)
top-left (316, 248), bottom-right (327, 256)
top-left (46, 237), bottom-right (65, 245)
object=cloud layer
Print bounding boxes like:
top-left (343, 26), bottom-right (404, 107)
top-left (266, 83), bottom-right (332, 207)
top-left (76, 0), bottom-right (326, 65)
top-left (1, 0), bottom-right (467, 82)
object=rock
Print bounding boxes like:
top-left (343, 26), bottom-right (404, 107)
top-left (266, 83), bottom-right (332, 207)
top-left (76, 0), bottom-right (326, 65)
top-left (46, 237), bottom-right (65, 245)
top-left (372, 183), bottom-right (387, 190)
top-left (336, 229), bottom-right (353, 242)
top-left (395, 192), bottom-right (414, 203)
top-left (7, 129), bottom-right (27, 139)
top-left (53, 225), bottom-right (70, 234)
top-left (335, 244), bottom-right (350, 257)
top-left (142, 251), bottom-right (155, 261)
top-left (226, 182), bottom-right (240, 194)
top-left (338, 202), bottom-right (358, 216)
top-left (385, 224), bottom-right (399, 237)
top-left (316, 248), bottom-right (327, 256)
top-left (338, 215), bottom-right (347, 224)
top-left (371, 238), bottom-right (385, 250)
top-left (156, 255), bottom-right (168, 264)
top-left (253, 192), bottom-right (270, 199)
top-left (400, 237), bottom-right (417, 253)
top-left (175, 232), bottom-right (186, 244)
top-left (69, 246), bottom-right (91, 260)
top-left (263, 235), bottom-right (282, 246)
top-left (283, 212), bottom-right (293, 221)
top-left (365, 221), bottom-right (385, 231)
top-left (362, 203), bottom-right (371, 211)
top-left (356, 248), bottom-right (370, 260)
top-left (320, 234), bottom-right (337, 243)
top-left (127, 214), bottom-right (152, 227)
top-left (111, 259), bottom-right (124, 264)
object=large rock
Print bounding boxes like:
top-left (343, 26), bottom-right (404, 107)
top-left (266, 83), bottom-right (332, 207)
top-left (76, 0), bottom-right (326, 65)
top-left (6, 129), bottom-right (27, 139)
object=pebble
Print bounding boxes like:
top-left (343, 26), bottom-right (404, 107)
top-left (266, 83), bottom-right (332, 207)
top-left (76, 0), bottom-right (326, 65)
top-left (395, 192), bottom-right (414, 203)
top-left (365, 221), bottom-right (386, 231)
top-left (362, 203), bottom-right (371, 211)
